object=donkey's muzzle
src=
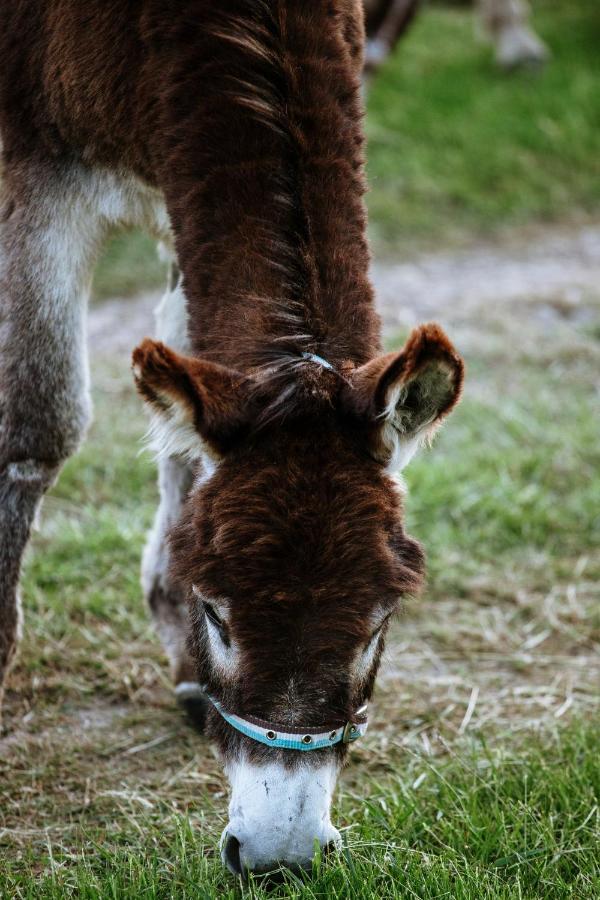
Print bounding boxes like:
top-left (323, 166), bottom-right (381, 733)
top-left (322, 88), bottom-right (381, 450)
top-left (222, 756), bottom-right (342, 877)
top-left (221, 828), bottom-right (341, 878)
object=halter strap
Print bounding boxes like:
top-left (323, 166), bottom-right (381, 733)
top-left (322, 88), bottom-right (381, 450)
top-left (301, 351), bottom-right (336, 372)
top-left (203, 691), bottom-right (368, 752)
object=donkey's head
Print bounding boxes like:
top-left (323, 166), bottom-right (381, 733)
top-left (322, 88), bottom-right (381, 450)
top-left (133, 324), bottom-right (463, 876)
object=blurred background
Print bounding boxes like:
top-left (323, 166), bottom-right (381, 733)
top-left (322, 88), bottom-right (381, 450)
top-left (94, 0), bottom-right (598, 296)
top-left (2, 1), bottom-right (599, 895)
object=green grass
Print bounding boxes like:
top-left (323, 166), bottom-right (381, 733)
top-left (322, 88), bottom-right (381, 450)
top-left (94, 230), bottom-right (167, 300)
top-left (367, 0), bottom-right (600, 253)
top-left (2, 724), bottom-right (598, 898)
top-left (93, 0), bottom-right (600, 297)
top-left (404, 367), bottom-right (600, 594)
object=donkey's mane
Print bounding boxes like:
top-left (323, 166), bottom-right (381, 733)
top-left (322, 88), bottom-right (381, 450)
top-left (214, 2), bottom-right (315, 361)
top-left (169, 1), bottom-right (380, 388)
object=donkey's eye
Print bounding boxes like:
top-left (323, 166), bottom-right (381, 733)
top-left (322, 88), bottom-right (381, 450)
top-left (203, 601), bottom-right (222, 628)
top-left (366, 626), bottom-right (382, 647)
top-left (368, 613), bottom-right (393, 645)
top-left (203, 602), bottom-right (230, 646)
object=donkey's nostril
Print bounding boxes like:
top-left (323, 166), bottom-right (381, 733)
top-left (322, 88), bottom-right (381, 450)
top-left (223, 834), bottom-right (243, 876)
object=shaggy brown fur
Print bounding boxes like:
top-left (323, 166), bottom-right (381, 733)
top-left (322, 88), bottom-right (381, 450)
top-left (133, 322), bottom-right (463, 763)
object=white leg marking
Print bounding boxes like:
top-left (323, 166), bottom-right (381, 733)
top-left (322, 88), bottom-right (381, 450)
top-left (154, 277), bottom-right (191, 353)
top-left (175, 682), bottom-right (206, 702)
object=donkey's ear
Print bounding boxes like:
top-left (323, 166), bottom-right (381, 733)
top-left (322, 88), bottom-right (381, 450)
top-left (346, 324), bottom-right (464, 470)
top-left (132, 339), bottom-right (252, 461)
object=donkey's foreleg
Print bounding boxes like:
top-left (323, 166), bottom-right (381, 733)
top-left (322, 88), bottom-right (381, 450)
top-left (142, 274), bottom-right (208, 729)
top-left (477, 0), bottom-right (549, 69)
top-left (0, 163), bottom-right (100, 722)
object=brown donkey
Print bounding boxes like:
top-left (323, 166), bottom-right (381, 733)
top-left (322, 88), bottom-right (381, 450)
top-left (0, 1), bottom-right (463, 875)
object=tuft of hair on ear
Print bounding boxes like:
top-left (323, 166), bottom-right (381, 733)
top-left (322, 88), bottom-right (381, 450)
top-left (343, 323), bottom-right (464, 468)
top-left (131, 339), bottom-right (253, 461)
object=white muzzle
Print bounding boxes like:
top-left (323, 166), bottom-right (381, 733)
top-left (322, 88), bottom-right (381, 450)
top-left (221, 757), bottom-right (342, 875)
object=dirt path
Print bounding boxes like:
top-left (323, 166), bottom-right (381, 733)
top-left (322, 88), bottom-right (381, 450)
top-left (374, 223), bottom-right (600, 330)
top-left (89, 222), bottom-right (600, 355)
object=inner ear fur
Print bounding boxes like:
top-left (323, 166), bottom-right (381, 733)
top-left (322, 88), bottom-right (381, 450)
top-left (345, 323), bottom-right (464, 465)
top-left (132, 339), bottom-right (252, 459)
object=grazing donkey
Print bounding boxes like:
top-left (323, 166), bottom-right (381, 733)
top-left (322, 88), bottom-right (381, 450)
top-left (0, 0), bottom-right (464, 876)
top-left (364, 0), bottom-right (549, 76)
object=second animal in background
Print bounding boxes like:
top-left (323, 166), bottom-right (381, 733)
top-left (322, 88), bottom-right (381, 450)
top-left (364, 0), bottom-right (549, 76)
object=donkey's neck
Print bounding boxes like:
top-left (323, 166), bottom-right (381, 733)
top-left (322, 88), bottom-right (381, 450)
top-left (160, 0), bottom-right (381, 373)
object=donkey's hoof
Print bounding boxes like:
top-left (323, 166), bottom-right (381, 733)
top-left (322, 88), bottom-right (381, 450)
top-left (175, 682), bottom-right (209, 733)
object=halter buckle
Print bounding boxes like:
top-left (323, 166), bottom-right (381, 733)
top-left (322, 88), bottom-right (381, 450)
top-left (341, 721), bottom-right (360, 744)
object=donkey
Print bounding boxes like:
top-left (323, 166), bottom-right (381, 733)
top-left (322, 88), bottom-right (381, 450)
top-left (0, 0), bottom-right (463, 876)
top-left (364, 0), bottom-right (549, 76)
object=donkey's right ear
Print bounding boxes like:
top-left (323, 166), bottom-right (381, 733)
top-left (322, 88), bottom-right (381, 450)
top-left (343, 324), bottom-right (464, 470)
top-left (132, 339), bottom-right (253, 461)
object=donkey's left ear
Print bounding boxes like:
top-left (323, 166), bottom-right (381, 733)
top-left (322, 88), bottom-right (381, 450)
top-left (132, 339), bottom-right (253, 461)
top-left (345, 323), bottom-right (464, 470)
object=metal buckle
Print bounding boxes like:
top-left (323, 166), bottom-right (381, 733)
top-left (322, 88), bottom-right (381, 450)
top-left (341, 721), bottom-right (359, 744)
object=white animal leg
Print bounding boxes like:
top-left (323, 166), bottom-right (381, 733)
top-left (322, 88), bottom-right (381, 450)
top-left (141, 272), bottom-right (209, 728)
top-left (477, 0), bottom-right (549, 69)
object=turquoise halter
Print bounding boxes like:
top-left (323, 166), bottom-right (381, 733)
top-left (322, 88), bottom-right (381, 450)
top-left (204, 691), bottom-right (368, 752)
